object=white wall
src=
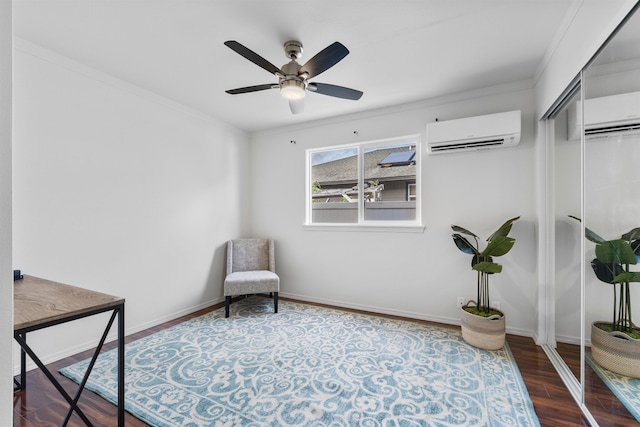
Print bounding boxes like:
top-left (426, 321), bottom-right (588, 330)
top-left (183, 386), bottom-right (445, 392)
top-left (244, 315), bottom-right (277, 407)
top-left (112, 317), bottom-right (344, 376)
top-left (0, 0), bottom-right (12, 424)
top-left (12, 41), bottom-right (249, 369)
top-left (249, 83), bottom-right (538, 336)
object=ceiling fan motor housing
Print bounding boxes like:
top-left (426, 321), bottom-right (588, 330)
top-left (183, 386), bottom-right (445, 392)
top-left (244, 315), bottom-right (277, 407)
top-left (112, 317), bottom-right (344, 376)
top-left (283, 40), bottom-right (303, 60)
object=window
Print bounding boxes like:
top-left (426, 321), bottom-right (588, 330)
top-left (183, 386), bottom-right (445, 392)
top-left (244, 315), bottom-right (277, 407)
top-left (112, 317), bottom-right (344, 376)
top-left (306, 135), bottom-right (421, 229)
top-left (407, 183), bottom-right (416, 201)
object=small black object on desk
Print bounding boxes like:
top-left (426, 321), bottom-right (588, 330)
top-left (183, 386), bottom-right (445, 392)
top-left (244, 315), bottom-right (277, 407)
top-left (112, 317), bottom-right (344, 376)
top-left (14, 270), bottom-right (23, 281)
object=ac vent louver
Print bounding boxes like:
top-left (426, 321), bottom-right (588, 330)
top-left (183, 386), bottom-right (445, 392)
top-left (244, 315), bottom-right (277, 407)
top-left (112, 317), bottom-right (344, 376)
top-left (429, 138), bottom-right (506, 153)
top-left (584, 123), bottom-right (640, 137)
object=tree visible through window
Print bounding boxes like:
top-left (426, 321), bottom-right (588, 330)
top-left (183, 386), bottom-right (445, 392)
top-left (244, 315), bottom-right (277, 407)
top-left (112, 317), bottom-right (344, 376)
top-left (307, 135), bottom-right (420, 225)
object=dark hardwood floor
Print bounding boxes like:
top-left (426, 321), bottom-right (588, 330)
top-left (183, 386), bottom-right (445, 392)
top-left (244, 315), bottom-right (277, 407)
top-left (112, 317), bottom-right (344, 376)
top-left (12, 299), bottom-right (637, 426)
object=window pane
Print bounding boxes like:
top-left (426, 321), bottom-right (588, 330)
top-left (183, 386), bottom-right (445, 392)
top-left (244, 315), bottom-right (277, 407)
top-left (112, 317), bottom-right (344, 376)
top-left (363, 143), bottom-right (417, 221)
top-left (310, 147), bottom-right (358, 223)
top-left (308, 137), bottom-right (420, 226)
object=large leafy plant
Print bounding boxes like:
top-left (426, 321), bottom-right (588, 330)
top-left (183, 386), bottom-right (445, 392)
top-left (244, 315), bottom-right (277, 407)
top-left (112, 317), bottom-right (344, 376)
top-left (451, 217), bottom-right (519, 315)
top-left (570, 216), bottom-right (640, 337)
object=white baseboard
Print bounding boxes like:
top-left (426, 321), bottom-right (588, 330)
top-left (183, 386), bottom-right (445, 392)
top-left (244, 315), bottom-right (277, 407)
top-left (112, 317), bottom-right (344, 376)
top-left (555, 334), bottom-right (582, 346)
top-left (126, 297), bottom-right (225, 336)
top-left (280, 291), bottom-right (461, 326)
top-left (280, 292), bottom-right (535, 338)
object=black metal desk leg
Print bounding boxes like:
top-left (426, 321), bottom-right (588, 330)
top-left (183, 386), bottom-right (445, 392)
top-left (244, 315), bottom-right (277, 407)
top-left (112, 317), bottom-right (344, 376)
top-left (62, 309), bottom-right (119, 426)
top-left (14, 332), bottom-right (94, 426)
top-left (13, 332), bottom-right (27, 392)
top-left (20, 332), bottom-right (26, 389)
top-left (117, 303), bottom-right (125, 426)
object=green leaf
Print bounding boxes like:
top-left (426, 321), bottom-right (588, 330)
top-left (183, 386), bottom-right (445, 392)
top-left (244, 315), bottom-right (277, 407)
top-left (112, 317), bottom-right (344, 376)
top-left (595, 239), bottom-right (637, 265)
top-left (622, 228), bottom-right (640, 243)
top-left (613, 271), bottom-right (640, 283)
top-left (631, 239), bottom-right (640, 263)
top-left (487, 216), bottom-right (520, 241)
top-left (591, 259), bottom-right (621, 284)
top-left (451, 225), bottom-right (478, 239)
top-left (585, 227), bottom-right (606, 244)
top-left (452, 234), bottom-right (478, 255)
top-left (480, 236), bottom-right (516, 258)
top-left (472, 261), bottom-right (503, 274)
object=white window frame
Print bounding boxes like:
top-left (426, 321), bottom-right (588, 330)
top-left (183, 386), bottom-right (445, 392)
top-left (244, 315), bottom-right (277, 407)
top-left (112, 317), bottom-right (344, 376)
top-left (407, 183), bottom-right (417, 201)
top-left (304, 134), bottom-right (424, 232)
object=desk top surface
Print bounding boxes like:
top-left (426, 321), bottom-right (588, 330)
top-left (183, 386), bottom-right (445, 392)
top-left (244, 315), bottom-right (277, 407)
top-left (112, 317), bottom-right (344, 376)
top-left (14, 275), bottom-right (125, 331)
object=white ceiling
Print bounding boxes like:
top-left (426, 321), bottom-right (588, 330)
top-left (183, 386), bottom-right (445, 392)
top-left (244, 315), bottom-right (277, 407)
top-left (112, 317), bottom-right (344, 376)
top-left (14, 0), bottom-right (578, 133)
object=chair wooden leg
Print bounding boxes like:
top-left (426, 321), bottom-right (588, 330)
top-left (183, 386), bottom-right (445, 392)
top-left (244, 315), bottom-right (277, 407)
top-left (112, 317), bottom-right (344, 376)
top-left (225, 296), bottom-right (231, 318)
top-left (274, 292), bottom-right (278, 313)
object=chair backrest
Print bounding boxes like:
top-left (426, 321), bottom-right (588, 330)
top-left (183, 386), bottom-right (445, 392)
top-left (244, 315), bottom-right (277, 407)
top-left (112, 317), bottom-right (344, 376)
top-left (227, 239), bottom-right (275, 274)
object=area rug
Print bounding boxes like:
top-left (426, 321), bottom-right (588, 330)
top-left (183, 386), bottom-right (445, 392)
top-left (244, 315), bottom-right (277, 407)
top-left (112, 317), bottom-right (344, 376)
top-left (586, 352), bottom-right (640, 422)
top-left (60, 296), bottom-right (540, 426)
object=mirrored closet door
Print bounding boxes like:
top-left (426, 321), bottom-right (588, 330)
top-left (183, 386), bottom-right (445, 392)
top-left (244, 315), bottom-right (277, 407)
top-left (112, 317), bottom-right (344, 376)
top-left (582, 6), bottom-right (640, 425)
top-left (545, 4), bottom-right (640, 426)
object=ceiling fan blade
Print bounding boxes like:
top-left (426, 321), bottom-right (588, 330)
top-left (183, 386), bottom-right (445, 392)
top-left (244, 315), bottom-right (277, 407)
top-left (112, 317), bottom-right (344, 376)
top-left (225, 84), bottom-right (278, 95)
top-left (289, 99), bottom-right (304, 114)
top-left (299, 42), bottom-right (349, 79)
top-left (224, 41), bottom-right (282, 76)
top-left (307, 83), bottom-right (363, 100)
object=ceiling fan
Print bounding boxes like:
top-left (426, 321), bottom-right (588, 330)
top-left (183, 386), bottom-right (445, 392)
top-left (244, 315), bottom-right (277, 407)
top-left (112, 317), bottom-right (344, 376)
top-left (224, 40), bottom-right (363, 114)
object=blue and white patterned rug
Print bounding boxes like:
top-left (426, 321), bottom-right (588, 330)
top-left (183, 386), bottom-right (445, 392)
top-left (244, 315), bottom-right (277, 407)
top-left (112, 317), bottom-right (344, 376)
top-left (586, 352), bottom-right (640, 422)
top-left (60, 296), bottom-right (540, 426)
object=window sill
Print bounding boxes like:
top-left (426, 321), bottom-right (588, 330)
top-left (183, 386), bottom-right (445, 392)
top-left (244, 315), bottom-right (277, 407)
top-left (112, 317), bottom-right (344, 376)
top-left (303, 223), bottom-right (425, 233)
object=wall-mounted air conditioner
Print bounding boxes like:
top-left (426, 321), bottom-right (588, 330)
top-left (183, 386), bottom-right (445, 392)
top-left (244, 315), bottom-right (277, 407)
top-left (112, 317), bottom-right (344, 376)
top-left (567, 91), bottom-right (640, 140)
top-left (426, 110), bottom-right (521, 154)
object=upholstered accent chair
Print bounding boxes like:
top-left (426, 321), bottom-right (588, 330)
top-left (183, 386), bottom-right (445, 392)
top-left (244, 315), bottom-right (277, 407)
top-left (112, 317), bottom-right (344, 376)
top-left (224, 239), bottom-right (279, 318)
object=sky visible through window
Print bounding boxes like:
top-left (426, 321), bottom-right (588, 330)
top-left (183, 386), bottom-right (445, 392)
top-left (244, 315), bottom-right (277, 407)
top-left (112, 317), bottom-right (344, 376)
top-left (311, 143), bottom-right (413, 166)
top-left (311, 148), bottom-right (356, 166)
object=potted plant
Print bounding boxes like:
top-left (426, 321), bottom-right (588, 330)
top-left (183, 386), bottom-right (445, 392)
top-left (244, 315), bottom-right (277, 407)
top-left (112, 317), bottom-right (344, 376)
top-left (451, 216), bottom-right (519, 350)
top-left (570, 216), bottom-right (640, 378)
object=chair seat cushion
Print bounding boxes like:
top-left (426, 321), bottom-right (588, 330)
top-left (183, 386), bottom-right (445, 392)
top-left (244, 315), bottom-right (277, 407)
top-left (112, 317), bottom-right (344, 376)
top-left (224, 270), bottom-right (279, 296)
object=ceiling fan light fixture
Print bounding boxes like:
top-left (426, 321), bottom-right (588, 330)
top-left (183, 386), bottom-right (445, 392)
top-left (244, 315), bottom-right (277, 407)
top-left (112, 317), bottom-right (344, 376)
top-left (280, 79), bottom-right (306, 100)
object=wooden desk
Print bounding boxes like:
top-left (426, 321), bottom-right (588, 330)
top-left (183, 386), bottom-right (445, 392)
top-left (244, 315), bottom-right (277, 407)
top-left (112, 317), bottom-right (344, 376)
top-left (14, 275), bottom-right (125, 426)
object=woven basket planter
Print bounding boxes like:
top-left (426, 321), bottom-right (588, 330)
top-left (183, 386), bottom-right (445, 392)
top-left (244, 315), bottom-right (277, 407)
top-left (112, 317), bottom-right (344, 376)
top-left (460, 303), bottom-right (505, 351)
top-left (591, 322), bottom-right (640, 379)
